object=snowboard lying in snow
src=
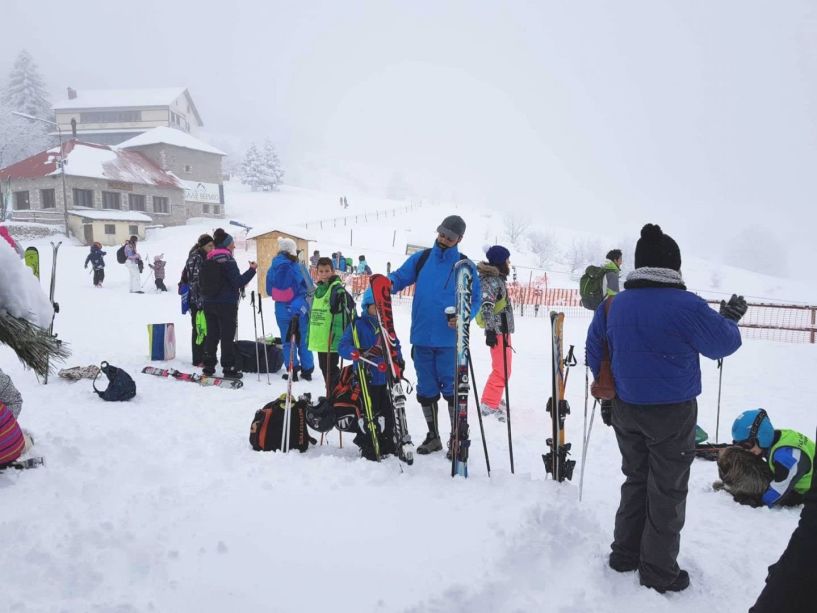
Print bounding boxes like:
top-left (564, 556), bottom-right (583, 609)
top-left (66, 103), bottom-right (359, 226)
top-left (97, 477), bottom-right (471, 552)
top-left (141, 366), bottom-right (244, 389)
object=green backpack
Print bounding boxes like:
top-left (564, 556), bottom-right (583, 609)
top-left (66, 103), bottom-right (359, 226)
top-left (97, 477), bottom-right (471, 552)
top-left (579, 265), bottom-right (606, 311)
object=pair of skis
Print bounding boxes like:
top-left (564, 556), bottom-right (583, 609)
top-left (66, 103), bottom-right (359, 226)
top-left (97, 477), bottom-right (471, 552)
top-left (141, 366), bottom-right (244, 389)
top-left (544, 311), bottom-right (577, 482)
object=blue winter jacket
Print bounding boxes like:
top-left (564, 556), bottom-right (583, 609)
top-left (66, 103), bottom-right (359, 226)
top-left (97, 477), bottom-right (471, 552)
top-left (266, 253), bottom-right (309, 317)
top-left (201, 248), bottom-right (256, 306)
top-left (338, 314), bottom-right (402, 386)
top-left (389, 244), bottom-right (481, 347)
top-left (585, 288), bottom-right (742, 405)
top-left (84, 245), bottom-right (106, 270)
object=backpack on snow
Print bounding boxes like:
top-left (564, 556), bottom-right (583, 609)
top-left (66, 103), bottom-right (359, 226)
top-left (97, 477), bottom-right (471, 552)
top-left (331, 365), bottom-right (364, 433)
top-left (198, 258), bottom-right (224, 298)
top-left (579, 265), bottom-right (607, 311)
top-left (234, 340), bottom-right (284, 373)
top-left (249, 394), bottom-right (317, 452)
top-left (116, 244), bottom-right (127, 264)
top-left (92, 361), bottom-right (136, 401)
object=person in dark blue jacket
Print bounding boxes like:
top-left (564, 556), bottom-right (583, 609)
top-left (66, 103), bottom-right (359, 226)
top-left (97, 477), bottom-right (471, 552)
top-left (586, 223), bottom-right (744, 594)
top-left (266, 237), bottom-right (314, 381)
top-left (388, 215), bottom-right (480, 456)
top-left (201, 229), bottom-right (257, 378)
top-left (338, 288), bottom-right (402, 460)
top-left (84, 242), bottom-right (106, 287)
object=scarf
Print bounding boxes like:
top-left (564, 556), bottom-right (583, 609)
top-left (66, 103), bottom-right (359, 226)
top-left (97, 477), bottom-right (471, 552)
top-left (623, 267), bottom-right (686, 290)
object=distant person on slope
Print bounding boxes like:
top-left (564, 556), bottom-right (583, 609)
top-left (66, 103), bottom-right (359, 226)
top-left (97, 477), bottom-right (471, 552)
top-left (124, 235), bottom-right (144, 294)
top-left (200, 229), bottom-right (257, 379)
top-left (476, 245), bottom-right (514, 422)
top-left (181, 234), bottom-right (215, 366)
top-left (267, 237), bottom-right (314, 381)
top-left (84, 242), bottom-right (107, 287)
top-left (388, 215), bottom-right (480, 456)
top-left (149, 254), bottom-right (168, 292)
top-left (356, 255), bottom-right (372, 275)
top-left (585, 223), bottom-right (743, 594)
top-left (310, 250), bottom-right (321, 269)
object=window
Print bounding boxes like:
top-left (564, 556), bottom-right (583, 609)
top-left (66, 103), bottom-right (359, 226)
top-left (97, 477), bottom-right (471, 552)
top-left (73, 188), bottom-right (94, 207)
top-left (79, 110), bottom-right (142, 123)
top-left (102, 191), bottom-right (121, 210)
top-left (40, 189), bottom-right (56, 209)
top-left (212, 205), bottom-right (220, 215)
top-left (184, 164), bottom-right (192, 173)
top-left (13, 191), bottom-right (30, 210)
top-left (104, 224), bottom-right (116, 235)
top-left (128, 193), bottom-right (146, 211)
top-left (129, 225), bottom-right (138, 236)
top-left (152, 196), bottom-right (169, 214)
top-left (202, 204), bottom-right (210, 214)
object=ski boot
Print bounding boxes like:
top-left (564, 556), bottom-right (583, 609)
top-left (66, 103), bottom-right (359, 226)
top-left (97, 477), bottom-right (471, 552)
top-left (417, 432), bottom-right (442, 455)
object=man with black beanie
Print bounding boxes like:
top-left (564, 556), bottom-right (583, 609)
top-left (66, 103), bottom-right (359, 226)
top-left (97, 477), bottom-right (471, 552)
top-left (586, 223), bottom-right (745, 593)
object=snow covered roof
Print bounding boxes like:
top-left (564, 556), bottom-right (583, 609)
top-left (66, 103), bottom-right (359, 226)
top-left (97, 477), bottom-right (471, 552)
top-left (118, 127), bottom-right (225, 156)
top-left (0, 140), bottom-right (183, 190)
top-left (52, 87), bottom-right (203, 126)
top-left (68, 208), bottom-right (153, 222)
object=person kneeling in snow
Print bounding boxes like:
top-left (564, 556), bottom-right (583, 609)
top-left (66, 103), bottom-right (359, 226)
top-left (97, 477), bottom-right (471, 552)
top-left (337, 288), bottom-right (398, 460)
top-left (0, 368), bottom-right (30, 468)
top-left (731, 408), bottom-right (814, 508)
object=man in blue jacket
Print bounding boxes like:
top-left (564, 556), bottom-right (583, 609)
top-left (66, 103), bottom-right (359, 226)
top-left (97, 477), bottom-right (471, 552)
top-left (586, 223), bottom-right (744, 594)
top-left (266, 237), bottom-right (314, 381)
top-left (388, 215), bottom-right (480, 456)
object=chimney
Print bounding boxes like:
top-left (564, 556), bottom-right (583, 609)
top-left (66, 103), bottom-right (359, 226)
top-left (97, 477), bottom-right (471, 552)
top-left (67, 87), bottom-right (77, 100)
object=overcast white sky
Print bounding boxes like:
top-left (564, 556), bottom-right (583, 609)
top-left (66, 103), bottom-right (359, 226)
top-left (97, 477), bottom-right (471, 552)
top-left (4, 0), bottom-right (816, 278)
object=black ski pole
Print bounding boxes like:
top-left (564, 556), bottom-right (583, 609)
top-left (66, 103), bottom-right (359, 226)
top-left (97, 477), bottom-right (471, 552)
top-left (501, 313), bottom-right (515, 474)
top-left (257, 295), bottom-right (271, 385)
top-left (715, 358), bottom-right (724, 443)
top-left (467, 353), bottom-right (491, 477)
top-left (250, 291), bottom-right (261, 381)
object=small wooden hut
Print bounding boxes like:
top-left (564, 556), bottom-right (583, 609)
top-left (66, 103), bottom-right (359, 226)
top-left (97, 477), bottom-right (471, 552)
top-left (247, 226), bottom-right (313, 297)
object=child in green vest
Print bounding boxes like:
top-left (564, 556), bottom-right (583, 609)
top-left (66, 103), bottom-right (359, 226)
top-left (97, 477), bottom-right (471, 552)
top-left (732, 408), bottom-right (815, 507)
top-left (308, 257), bottom-right (354, 390)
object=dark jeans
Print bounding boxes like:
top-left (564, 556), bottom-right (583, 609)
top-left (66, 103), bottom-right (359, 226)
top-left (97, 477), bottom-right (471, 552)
top-left (317, 351), bottom-right (339, 391)
top-left (93, 269), bottom-right (104, 286)
top-left (611, 397), bottom-right (697, 588)
top-left (155, 278), bottom-right (167, 292)
top-left (190, 305), bottom-right (205, 366)
top-left (203, 302), bottom-right (238, 370)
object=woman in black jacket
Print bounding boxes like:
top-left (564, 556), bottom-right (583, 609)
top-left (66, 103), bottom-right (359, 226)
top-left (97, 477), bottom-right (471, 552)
top-left (180, 234), bottom-right (214, 366)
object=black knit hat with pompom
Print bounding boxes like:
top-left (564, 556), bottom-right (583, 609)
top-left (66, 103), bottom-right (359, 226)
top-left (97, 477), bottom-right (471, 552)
top-left (634, 223), bottom-right (681, 271)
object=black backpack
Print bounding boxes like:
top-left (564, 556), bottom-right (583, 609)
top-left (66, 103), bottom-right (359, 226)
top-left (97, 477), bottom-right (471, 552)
top-left (249, 394), bottom-right (317, 452)
top-left (234, 340), bottom-right (284, 373)
top-left (199, 258), bottom-right (224, 298)
top-left (116, 244), bottom-right (127, 264)
top-left (92, 361), bottom-right (136, 401)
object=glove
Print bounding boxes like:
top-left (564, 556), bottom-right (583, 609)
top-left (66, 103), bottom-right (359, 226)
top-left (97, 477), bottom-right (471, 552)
top-left (286, 317), bottom-right (300, 345)
top-left (485, 330), bottom-right (498, 348)
top-left (137, 260), bottom-right (144, 273)
top-left (719, 294), bottom-right (748, 322)
top-left (600, 400), bottom-right (613, 427)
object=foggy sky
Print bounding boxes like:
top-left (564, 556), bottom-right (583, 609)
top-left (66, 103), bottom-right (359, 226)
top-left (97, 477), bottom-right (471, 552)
top-left (4, 0), bottom-right (817, 278)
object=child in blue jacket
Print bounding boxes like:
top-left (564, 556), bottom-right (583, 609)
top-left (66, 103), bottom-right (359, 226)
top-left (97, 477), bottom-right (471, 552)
top-left (84, 242), bottom-right (106, 287)
top-left (338, 288), bottom-right (401, 460)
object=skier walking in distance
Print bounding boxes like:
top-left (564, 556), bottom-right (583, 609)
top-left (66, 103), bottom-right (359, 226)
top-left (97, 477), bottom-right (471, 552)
top-left (477, 245), bottom-right (513, 421)
top-left (387, 215), bottom-right (480, 455)
top-left (124, 235), bottom-right (144, 293)
top-left (84, 242), bottom-right (107, 287)
top-left (585, 223), bottom-right (744, 593)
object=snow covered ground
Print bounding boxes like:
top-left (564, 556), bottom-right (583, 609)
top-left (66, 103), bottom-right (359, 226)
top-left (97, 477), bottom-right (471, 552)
top-left (2, 184), bottom-right (814, 612)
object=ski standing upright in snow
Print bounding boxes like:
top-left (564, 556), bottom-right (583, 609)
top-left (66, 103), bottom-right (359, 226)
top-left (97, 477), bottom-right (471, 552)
top-left (544, 311), bottom-right (577, 482)
top-left (451, 260), bottom-right (476, 478)
top-left (43, 241), bottom-right (61, 384)
top-left (369, 274), bottom-right (415, 465)
top-left (281, 320), bottom-right (298, 452)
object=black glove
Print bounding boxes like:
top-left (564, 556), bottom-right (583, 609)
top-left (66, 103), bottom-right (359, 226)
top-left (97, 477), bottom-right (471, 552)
top-left (286, 317), bottom-right (300, 345)
top-left (485, 330), bottom-right (498, 348)
top-left (719, 294), bottom-right (747, 322)
top-left (600, 400), bottom-right (613, 427)
top-left (137, 260), bottom-right (144, 274)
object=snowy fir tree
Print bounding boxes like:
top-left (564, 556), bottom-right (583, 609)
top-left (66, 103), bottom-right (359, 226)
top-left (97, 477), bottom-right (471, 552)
top-left (240, 143), bottom-right (263, 191)
top-left (0, 50), bottom-right (52, 168)
top-left (258, 140), bottom-right (284, 191)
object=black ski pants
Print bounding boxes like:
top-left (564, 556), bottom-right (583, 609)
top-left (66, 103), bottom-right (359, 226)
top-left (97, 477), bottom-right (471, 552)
top-left (750, 431), bottom-right (817, 612)
top-left (203, 302), bottom-right (238, 371)
top-left (93, 268), bottom-right (104, 286)
top-left (611, 398), bottom-right (697, 588)
top-left (317, 351), bottom-right (339, 390)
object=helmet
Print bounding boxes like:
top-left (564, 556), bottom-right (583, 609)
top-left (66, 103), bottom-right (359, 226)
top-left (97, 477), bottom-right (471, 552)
top-left (305, 396), bottom-right (335, 433)
top-left (732, 409), bottom-right (774, 448)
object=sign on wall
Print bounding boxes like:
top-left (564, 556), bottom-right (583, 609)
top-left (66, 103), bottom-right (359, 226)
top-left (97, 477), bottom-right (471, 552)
top-left (181, 180), bottom-right (222, 204)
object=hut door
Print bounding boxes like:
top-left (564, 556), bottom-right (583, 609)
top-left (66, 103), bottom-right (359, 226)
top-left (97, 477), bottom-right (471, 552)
top-left (83, 224), bottom-right (94, 244)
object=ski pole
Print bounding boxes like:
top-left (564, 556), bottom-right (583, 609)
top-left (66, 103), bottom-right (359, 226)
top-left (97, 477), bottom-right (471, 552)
top-left (323, 311), bottom-right (336, 447)
top-left (467, 353), bottom-right (491, 477)
top-left (250, 292), bottom-right (261, 381)
top-left (501, 314), bottom-right (515, 474)
top-left (715, 359), bottom-right (724, 443)
top-left (582, 364), bottom-right (588, 478)
top-left (282, 321), bottom-right (298, 453)
top-left (578, 399), bottom-right (598, 502)
top-left (257, 295), bottom-right (271, 385)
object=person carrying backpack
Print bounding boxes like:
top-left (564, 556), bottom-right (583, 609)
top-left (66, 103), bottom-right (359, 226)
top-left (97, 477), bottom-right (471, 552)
top-left (200, 229), bottom-right (257, 379)
top-left (388, 215), bottom-right (481, 456)
top-left (123, 236), bottom-right (144, 294)
top-left (84, 242), bottom-right (107, 287)
top-left (181, 234), bottom-right (215, 366)
top-left (308, 257), bottom-right (354, 389)
top-left (266, 237), bottom-right (314, 381)
top-left (580, 249), bottom-right (623, 310)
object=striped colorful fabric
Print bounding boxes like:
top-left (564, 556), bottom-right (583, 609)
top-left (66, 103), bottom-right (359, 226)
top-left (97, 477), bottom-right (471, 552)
top-left (0, 402), bottom-right (24, 466)
top-left (147, 323), bottom-right (176, 360)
